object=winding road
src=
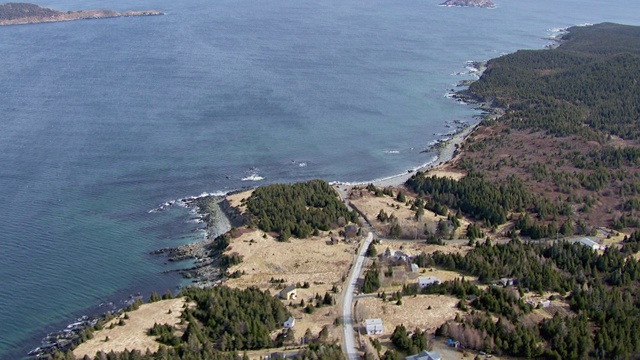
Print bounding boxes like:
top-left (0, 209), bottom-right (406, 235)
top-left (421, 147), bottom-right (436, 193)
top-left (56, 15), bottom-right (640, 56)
top-left (341, 231), bottom-right (374, 360)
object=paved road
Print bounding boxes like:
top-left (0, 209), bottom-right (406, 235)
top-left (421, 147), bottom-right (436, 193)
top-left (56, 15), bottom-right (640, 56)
top-left (342, 231), bottom-right (374, 360)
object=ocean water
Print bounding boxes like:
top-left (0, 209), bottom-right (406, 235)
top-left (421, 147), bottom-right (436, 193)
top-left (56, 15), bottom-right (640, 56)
top-left (1, 0), bottom-right (639, 358)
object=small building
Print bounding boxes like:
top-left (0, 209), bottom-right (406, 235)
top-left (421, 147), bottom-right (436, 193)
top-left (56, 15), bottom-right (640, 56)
top-left (499, 278), bottom-right (516, 287)
top-left (576, 237), bottom-right (601, 251)
top-left (418, 276), bottom-right (440, 288)
top-left (539, 300), bottom-right (551, 308)
top-left (406, 350), bottom-right (443, 360)
top-left (344, 224), bottom-right (358, 239)
top-left (283, 316), bottom-right (295, 329)
top-left (364, 318), bottom-right (384, 335)
top-left (394, 250), bottom-right (409, 262)
top-left (279, 285), bottom-right (297, 300)
top-left (411, 263), bottom-right (420, 272)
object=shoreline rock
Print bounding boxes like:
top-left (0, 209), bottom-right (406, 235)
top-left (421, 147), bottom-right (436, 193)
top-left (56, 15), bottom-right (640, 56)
top-left (439, 0), bottom-right (495, 8)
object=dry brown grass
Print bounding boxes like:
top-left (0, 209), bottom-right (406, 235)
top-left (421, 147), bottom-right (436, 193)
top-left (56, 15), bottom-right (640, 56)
top-left (223, 228), bottom-right (358, 340)
top-left (424, 165), bottom-right (467, 180)
top-left (73, 298), bottom-right (187, 359)
top-left (348, 189), bottom-right (470, 239)
top-left (224, 229), bottom-right (357, 290)
top-left (356, 294), bottom-right (461, 334)
top-left (226, 189), bottom-right (254, 214)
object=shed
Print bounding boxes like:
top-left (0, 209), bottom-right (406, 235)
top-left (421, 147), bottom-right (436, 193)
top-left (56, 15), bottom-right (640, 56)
top-left (499, 278), bottom-right (515, 287)
top-left (411, 263), bottom-right (420, 272)
top-left (344, 224), bottom-right (358, 239)
top-left (283, 316), bottom-right (295, 329)
top-left (279, 285), bottom-right (297, 300)
top-left (539, 300), bottom-right (551, 308)
top-left (364, 318), bottom-right (384, 335)
top-left (418, 276), bottom-right (440, 288)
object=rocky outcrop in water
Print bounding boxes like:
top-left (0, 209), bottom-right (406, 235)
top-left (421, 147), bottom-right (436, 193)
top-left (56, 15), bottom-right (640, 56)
top-left (440, 0), bottom-right (495, 8)
top-left (0, 2), bottom-right (162, 26)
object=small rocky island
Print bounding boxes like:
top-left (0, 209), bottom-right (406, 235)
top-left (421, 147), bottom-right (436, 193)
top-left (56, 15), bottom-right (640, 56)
top-left (440, 0), bottom-right (495, 8)
top-left (0, 2), bottom-right (162, 26)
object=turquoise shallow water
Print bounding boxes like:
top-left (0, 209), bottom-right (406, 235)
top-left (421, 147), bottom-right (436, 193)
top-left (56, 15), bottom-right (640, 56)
top-left (1, 0), bottom-right (639, 358)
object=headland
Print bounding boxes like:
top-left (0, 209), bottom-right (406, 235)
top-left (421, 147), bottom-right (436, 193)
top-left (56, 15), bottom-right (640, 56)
top-left (0, 3), bottom-right (162, 26)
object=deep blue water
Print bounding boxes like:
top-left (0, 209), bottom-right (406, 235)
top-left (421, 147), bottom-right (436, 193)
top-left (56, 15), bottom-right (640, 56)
top-left (1, 0), bottom-right (639, 358)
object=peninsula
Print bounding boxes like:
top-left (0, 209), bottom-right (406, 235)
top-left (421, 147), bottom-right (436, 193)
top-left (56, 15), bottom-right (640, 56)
top-left (439, 0), bottom-right (495, 8)
top-left (0, 2), bottom-right (162, 26)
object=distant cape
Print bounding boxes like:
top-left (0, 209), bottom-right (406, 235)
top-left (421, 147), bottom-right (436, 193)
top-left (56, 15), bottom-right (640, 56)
top-left (0, 2), bottom-right (162, 26)
top-left (439, 0), bottom-right (495, 8)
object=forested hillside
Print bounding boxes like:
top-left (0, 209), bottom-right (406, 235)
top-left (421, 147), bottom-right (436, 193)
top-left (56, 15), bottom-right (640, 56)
top-left (0, 3), bottom-right (59, 20)
top-left (244, 179), bottom-right (357, 240)
top-left (410, 238), bottom-right (640, 359)
top-left (408, 22), bottom-right (640, 234)
top-left (50, 286), bottom-right (345, 360)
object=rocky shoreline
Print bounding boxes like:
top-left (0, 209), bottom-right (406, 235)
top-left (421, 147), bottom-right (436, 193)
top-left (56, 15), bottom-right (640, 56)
top-left (0, 3), bottom-right (163, 26)
top-left (439, 0), bottom-right (495, 8)
top-left (150, 192), bottom-right (249, 286)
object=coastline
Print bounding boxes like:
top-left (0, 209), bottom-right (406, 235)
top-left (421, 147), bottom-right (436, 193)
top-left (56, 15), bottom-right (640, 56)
top-left (364, 123), bottom-right (477, 188)
top-left (0, 9), bottom-right (163, 26)
top-left (25, 60), bottom-right (490, 358)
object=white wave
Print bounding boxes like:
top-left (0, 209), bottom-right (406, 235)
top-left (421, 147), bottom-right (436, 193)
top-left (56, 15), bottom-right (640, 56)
top-left (298, 162), bottom-right (307, 167)
top-left (330, 155), bottom-right (440, 187)
top-left (148, 191), bottom-right (229, 213)
top-left (548, 27), bottom-right (568, 33)
top-left (242, 174), bottom-right (264, 181)
top-left (384, 150), bottom-right (400, 154)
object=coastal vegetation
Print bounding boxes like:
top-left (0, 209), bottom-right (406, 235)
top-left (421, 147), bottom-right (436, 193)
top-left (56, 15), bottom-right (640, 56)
top-left (408, 22), bottom-right (640, 237)
top-left (415, 238), bottom-right (640, 359)
top-left (244, 179), bottom-right (357, 241)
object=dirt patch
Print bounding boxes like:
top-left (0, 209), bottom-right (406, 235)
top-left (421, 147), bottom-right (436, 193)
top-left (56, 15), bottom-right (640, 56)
top-left (224, 229), bottom-right (357, 290)
top-left (73, 298), bottom-right (187, 359)
top-left (424, 165), bottom-right (467, 181)
top-left (355, 294), bottom-right (461, 335)
top-left (226, 189), bottom-right (253, 214)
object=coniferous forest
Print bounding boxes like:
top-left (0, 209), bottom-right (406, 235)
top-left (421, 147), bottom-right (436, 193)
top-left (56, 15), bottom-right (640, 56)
top-left (408, 23), bottom-right (640, 235)
top-left (244, 179), bottom-right (357, 240)
top-left (412, 238), bottom-right (640, 359)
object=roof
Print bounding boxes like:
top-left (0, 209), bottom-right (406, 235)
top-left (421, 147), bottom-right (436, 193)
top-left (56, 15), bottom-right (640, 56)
top-left (365, 318), bottom-right (383, 328)
top-left (406, 350), bottom-right (443, 360)
top-left (418, 276), bottom-right (440, 285)
top-left (280, 285), bottom-right (297, 293)
top-left (578, 237), bottom-right (599, 247)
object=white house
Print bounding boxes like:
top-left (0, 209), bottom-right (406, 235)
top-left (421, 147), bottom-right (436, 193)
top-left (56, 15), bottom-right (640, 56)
top-left (283, 316), bottom-right (295, 329)
top-left (406, 350), bottom-right (443, 360)
top-left (539, 300), bottom-right (551, 308)
top-left (411, 263), bottom-right (420, 272)
top-left (418, 276), bottom-right (440, 288)
top-left (364, 318), bottom-right (384, 335)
